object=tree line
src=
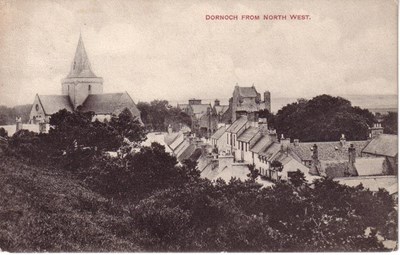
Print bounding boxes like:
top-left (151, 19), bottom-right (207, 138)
top-left (259, 94), bottom-right (397, 142)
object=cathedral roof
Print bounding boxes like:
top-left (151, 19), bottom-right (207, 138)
top-left (37, 95), bottom-right (73, 115)
top-left (80, 92), bottom-right (141, 118)
top-left (67, 34), bottom-right (98, 78)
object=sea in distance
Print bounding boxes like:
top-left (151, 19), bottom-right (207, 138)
top-left (168, 94), bottom-right (398, 114)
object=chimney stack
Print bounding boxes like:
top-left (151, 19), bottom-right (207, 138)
top-left (309, 144), bottom-right (320, 175)
top-left (348, 144), bottom-right (356, 164)
top-left (280, 134), bottom-right (290, 153)
top-left (167, 124), bottom-right (173, 134)
top-left (369, 122), bottom-right (384, 139)
top-left (16, 117), bottom-right (23, 132)
top-left (264, 91), bottom-right (271, 112)
top-left (268, 129), bottom-right (277, 142)
top-left (340, 134), bottom-right (346, 147)
top-left (347, 144), bottom-right (358, 176)
top-left (293, 139), bottom-right (299, 146)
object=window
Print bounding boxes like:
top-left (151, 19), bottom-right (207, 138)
top-left (227, 133), bottom-right (229, 144)
top-left (245, 143), bottom-right (248, 152)
top-left (88, 85), bottom-right (91, 92)
top-left (73, 61), bottom-right (76, 70)
top-left (35, 104), bottom-right (39, 111)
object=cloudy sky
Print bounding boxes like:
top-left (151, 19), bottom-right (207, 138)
top-left (0, 0), bottom-right (397, 107)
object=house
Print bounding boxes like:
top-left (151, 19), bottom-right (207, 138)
top-left (29, 34), bottom-right (141, 125)
top-left (231, 85), bottom-right (271, 122)
top-left (213, 99), bottom-right (231, 124)
top-left (210, 126), bottom-right (227, 153)
top-left (362, 134), bottom-right (398, 174)
top-left (225, 116), bottom-right (248, 158)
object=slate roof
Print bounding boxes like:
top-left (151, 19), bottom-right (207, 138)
top-left (237, 127), bottom-right (259, 143)
top-left (38, 95), bottom-right (73, 115)
top-left (362, 134), bottom-right (398, 157)
top-left (211, 126), bottom-right (227, 140)
top-left (190, 104), bottom-right (210, 115)
top-left (289, 140), bottom-right (370, 161)
top-left (355, 157), bottom-right (386, 176)
top-left (250, 135), bottom-right (273, 153)
top-left (238, 87), bottom-right (258, 97)
top-left (80, 92), bottom-right (140, 117)
top-left (164, 132), bottom-right (180, 146)
top-left (336, 175), bottom-right (397, 195)
top-left (236, 104), bottom-right (262, 112)
top-left (259, 142), bottom-right (281, 159)
top-left (67, 34), bottom-right (97, 78)
top-left (320, 160), bottom-right (350, 178)
top-left (226, 116), bottom-right (247, 134)
top-left (215, 105), bottom-right (229, 115)
top-left (177, 144), bottom-right (197, 162)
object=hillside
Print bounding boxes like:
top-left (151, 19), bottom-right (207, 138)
top-left (0, 155), bottom-right (140, 252)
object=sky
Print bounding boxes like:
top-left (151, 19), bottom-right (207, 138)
top-left (0, 0), bottom-right (397, 107)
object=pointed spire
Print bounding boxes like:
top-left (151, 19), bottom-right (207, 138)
top-left (67, 34), bottom-right (97, 78)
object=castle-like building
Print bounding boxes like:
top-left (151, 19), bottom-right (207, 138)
top-left (29, 34), bottom-right (141, 124)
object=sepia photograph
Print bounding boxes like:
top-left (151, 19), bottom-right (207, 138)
top-left (0, 0), bottom-right (398, 252)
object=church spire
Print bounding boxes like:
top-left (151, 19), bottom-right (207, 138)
top-left (67, 34), bottom-right (97, 78)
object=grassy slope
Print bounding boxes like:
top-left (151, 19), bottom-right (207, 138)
top-left (0, 155), bottom-right (140, 252)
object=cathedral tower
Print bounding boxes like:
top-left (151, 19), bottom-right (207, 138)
top-left (61, 34), bottom-right (103, 109)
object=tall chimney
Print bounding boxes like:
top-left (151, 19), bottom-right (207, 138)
top-left (16, 117), bottom-right (23, 132)
top-left (264, 91), bottom-right (271, 112)
top-left (280, 134), bottom-right (290, 153)
top-left (347, 144), bottom-right (358, 176)
top-left (340, 134), bottom-right (346, 147)
top-left (268, 129), bottom-right (277, 142)
top-left (309, 144), bottom-right (320, 175)
top-left (369, 122), bottom-right (384, 139)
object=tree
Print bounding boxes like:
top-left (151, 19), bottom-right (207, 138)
top-left (258, 109), bottom-right (275, 129)
top-left (382, 112), bottom-right (397, 134)
top-left (137, 100), bottom-right (191, 132)
top-left (109, 108), bottom-right (147, 145)
top-left (274, 95), bottom-right (375, 142)
top-left (49, 109), bottom-right (122, 153)
top-left (0, 127), bottom-right (7, 137)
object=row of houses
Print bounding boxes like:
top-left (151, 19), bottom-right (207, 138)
top-left (208, 112), bottom-right (398, 192)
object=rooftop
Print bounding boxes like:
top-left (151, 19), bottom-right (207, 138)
top-left (362, 134), bottom-right (398, 157)
top-left (211, 126), bottom-right (227, 140)
top-left (237, 127), bottom-right (259, 143)
top-left (289, 140), bottom-right (370, 161)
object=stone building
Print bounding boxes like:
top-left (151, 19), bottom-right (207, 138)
top-left (231, 85), bottom-right (271, 122)
top-left (29, 34), bottom-right (141, 124)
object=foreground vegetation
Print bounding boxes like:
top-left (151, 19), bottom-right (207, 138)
top-left (0, 108), bottom-right (397, 252)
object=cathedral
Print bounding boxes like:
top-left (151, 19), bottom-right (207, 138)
top-left (29, 34), bottom-right (141, 124)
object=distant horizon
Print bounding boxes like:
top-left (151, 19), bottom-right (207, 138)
top-left (3, 93), bottom-right (397, 114)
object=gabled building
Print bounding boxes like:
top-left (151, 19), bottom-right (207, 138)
top-left (362, 134), bottom-right (398, 174)
top-left (29, 34), bottom-right (141, 124)
top-left (231, 85), bottom-right (271, 122)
